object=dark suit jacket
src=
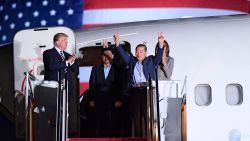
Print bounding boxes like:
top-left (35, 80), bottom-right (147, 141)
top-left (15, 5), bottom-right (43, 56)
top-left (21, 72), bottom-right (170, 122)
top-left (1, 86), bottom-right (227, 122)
top-left (116, 44), bottom-right (163, 83)
top-left (43, 47), bottom-right (79, 95)
top-left (89, 64), bottom-right (117, 99)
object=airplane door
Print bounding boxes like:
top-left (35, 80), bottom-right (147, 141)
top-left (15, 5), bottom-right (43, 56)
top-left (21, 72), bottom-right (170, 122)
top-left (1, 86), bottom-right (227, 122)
top-left (13, 27), bottom-right (76, 138)
top-left (13, 27), bottom-right (75, 93)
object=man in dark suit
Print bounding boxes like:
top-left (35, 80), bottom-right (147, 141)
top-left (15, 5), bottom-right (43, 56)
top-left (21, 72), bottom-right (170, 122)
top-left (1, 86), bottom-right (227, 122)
top-left (114, 32), bottom-right (164, 137)
top-left (43, 33), bottom-right (78, 90)
top-left (89, 42), bottom-right (122, 137)
top-left (43, 33), bottom-right (79, 137)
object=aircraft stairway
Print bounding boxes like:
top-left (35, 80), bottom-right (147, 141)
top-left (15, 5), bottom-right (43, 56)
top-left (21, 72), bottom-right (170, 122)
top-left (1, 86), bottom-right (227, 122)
top-left (69, 138), bottom-right (147, 141)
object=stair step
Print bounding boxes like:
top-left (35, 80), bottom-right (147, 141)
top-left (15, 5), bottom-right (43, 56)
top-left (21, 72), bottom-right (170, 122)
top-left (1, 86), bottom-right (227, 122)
top-left (69, 138), bottom-right (147, 141)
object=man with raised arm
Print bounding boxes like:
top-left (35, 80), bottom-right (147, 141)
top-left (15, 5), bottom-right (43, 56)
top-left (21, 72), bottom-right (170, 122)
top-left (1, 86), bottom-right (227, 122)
top-left (114, 32), bottom-right (164, 137)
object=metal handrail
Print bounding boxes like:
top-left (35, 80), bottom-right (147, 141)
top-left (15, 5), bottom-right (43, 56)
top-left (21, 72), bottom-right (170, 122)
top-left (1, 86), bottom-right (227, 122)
top-left (148, 79), bottom-right (184, 141)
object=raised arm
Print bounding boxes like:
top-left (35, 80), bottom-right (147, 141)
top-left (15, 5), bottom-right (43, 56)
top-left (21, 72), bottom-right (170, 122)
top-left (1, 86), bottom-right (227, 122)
top-left (103, 39), bottom-right (109, 48)
top-left (114, 32), bottom-right (130, 64)
top-left (153, 32), bottom-right (164, 65)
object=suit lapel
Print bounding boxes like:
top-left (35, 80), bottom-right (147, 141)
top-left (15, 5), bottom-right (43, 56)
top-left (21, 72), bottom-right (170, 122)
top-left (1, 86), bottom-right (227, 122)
top-left (52, 47), bottom-right (63, 60)
top-left (100, 65), bottom-right (105, 81)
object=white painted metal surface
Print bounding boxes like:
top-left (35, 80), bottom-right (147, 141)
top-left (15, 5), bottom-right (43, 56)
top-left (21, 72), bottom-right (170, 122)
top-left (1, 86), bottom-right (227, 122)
top-left (75, 15), bottom-right (250, 141)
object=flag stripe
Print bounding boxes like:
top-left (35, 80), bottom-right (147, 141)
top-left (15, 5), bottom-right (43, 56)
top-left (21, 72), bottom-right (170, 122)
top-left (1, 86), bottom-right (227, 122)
top-left (83, 8), bottom-right (246, 25)
top-left (81, 23), bottom-right (110, 28)
top-left (84, 0), bottom-right (249, 12)
top-left (79, 66), bottom-right (92, 95)
top-left (80, 82), bottom-right (89, 96)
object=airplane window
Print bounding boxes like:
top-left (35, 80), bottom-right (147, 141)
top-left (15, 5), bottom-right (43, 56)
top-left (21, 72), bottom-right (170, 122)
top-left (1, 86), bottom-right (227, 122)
top-left (195, 84), bottom-right (212, 106)
top-left (226, 84), bottom-right (243, 106)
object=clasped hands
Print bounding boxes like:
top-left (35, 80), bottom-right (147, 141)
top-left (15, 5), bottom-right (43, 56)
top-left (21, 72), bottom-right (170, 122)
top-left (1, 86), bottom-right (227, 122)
top-left (67, 54), bottom-right (77, 64)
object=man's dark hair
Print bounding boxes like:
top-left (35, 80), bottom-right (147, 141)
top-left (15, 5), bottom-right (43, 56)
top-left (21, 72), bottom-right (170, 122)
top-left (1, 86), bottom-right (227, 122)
top-left (135, 44), bottom-right (147, 52)
top-left (53, 33), bottom-right (68, 44)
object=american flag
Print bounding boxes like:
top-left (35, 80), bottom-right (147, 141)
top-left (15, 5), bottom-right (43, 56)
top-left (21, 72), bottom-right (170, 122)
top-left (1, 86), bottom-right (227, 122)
top-left (83, 0), bottom-right (249, 27)
top-left (0, 0), bottom-right (83, 45)
top-left (0, 0), bottom-right (249, 45)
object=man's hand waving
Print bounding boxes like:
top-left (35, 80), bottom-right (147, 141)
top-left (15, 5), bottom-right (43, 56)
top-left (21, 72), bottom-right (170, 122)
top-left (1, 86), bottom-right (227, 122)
top-left (158, 32), bottom-right (165, 48)
top-left (103, 39), bottom-right (109, 48)
top-left (113, 32), bottom-right (120, 47)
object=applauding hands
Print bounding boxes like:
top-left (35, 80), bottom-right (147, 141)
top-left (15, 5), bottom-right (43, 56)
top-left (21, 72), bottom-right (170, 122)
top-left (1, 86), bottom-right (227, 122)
top-left (67, 54), bottom-right (77, 64)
